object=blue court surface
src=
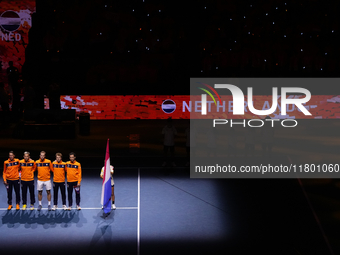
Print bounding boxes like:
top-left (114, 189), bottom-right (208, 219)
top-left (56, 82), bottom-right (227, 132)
top-left (0, 164), bottom-right (333, 255)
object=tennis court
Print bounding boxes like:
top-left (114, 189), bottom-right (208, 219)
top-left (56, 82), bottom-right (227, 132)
top-left (0, 166), bottom-right (231, 255)
top-left (0, 155), bottom-right (334, 255)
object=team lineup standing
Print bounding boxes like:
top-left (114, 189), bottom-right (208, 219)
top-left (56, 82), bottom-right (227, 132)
top-left (3, 151), bottom-right (82, 211)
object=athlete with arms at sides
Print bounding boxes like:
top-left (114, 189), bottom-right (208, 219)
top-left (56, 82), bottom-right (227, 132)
top-left (65, 152), bottom-right (82, 210)
top-left (35, 151), bottom-right (54, 211)
top-left (52, 153), bottom-right (67, 211)
top-left (19, 151), bottom-right (36, 210)
top-left (3, 151), bottom-right (20, 210)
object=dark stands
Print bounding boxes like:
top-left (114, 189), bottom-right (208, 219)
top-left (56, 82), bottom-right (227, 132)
top-left (19, 109), bottom-right (76, 139)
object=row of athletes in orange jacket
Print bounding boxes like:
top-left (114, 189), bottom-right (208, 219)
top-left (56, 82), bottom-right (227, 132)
top-left (3, 150), bottom-right (81, 211)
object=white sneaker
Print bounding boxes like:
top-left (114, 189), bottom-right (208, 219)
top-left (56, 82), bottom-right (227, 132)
top-left (112, 204), bottom-right (116, 210)
top-left (63, 205), bottom-right (67, 210)
top-left (76, 205), bottom-right (81, 210)
top-left (52, 205), bottom-right (57, 211)
top-left (68, 206), bottom-right (72, 211)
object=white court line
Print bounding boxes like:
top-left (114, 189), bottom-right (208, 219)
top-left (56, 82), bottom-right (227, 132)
top-left (80, 207), bottom-right (138, 210)
top-left (83, 166), bottom-right (188, 170)
top-left (137, 168), bottom-right (140, 255)
top-left (0, 207), bottom-right (137, 211)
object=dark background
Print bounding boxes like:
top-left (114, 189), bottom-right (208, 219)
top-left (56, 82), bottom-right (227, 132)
top-left (1, 1), bottom-right (340, 254)
top-left (21, 0), bottom-right (340, 98)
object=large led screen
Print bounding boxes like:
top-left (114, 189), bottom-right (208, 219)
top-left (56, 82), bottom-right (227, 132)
top-left (43, 95), bottom-right (340, 120)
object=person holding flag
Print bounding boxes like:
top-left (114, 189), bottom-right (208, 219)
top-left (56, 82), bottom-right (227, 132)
top-left (101, 139), bottom-right (113, 214)
top-left (100, 161), bottom-right (116, 210)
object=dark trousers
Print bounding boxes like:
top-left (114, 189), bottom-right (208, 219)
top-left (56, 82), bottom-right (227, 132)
top-left (67, 181), bottom-right (80, 206)
top-left (21, 180), bottom-right (35, 205)
top-left (53, 182), bottom-right (66, 205)
top-left (7, 179), bottom-right (20, 205)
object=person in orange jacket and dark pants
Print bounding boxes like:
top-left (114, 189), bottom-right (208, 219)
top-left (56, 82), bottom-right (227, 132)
top-left (52, 152), bottom-right (67, 211)
top-left (3, 151), bottom-right (21, 210)
top-left (19, 151), bottom-right (36, 210)
top-left (65, 152), bottom-right (82, 211)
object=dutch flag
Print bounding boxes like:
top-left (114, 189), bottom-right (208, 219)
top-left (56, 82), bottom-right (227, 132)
top-left (0, 11), bottom-right (21, 32)
top-left (101, 139), bottom-right (112, 214)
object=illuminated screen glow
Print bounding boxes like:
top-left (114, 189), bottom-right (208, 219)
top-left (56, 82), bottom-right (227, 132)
top-left (0, 0), bottom-right (35, 75)
top-left (42, 95), bottom-right (340, 120)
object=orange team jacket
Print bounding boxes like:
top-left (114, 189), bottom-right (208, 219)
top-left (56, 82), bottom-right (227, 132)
top-left (3, 158), bottom-right (20, 182)
top-left (65, 161), bottom-right (82, 185)
top-left (19, 159), bottom-right (36, 181)
top-left (52, 161), bottom-right (66, 183)
top-left (35, 159), bottom-right (53, 181)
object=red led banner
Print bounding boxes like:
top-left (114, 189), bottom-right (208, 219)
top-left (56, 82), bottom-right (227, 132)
top-left (41, 95), bottom-right (340, 120)
top-left (0, 0), bottom-right (35, 73)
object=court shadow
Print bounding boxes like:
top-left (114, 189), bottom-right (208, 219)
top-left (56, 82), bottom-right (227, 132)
top-left (88, 210), bottom-right (115, 253)
top-left (72, 210), bottom-right (88, 227)
top-left (92, 209), bottom-right (115, 224)
top-left (0, 210), bottom-right (82, 228)
top-left (49, 210), bottom-right (86, 227)
top-left (0, 210), bottom-right (21, 228)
